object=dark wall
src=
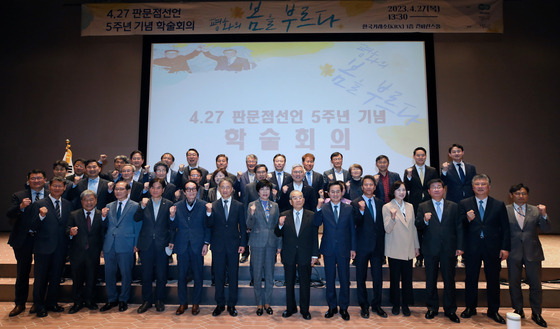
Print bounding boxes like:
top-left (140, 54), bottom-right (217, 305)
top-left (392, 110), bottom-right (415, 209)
top-left (2, 1), bottom-right (559, 231)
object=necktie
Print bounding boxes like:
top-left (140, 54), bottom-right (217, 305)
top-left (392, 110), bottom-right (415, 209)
top-left (419, 167), bottom-right (424, 184)
top-left (87, 211), bottom-right (92, 232)
top-left (479, 200), bottom-right (485, 238)
top-left (515, 206), bottom-right (525, 229)
top-left (223, 200), bottom-right (229, 221)
top-left (306, 172), bottom-right (312, 186)
top-left (277, 172), bottom-right (282, 186)
top-left (295, 211), bottom-right (301, 236)
top-left (263, 202), bottom-right (269, 222)
top-left (334, 205), bottom-right (339, 223)
top-left (368, 198), bottom-right (374, 222)
top-left (54, 200), bottom-right (61, 220)
top-left (457, 164), bottom-right (466, 183)
top-left (117, 202), bottom-right (122, 220)
top-left (34, 191), bottom-right (41, 202)
top-left (435, 201), bottom-right (442, 222)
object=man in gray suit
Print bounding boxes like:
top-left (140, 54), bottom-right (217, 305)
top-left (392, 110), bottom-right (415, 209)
top-left (506, 184), bottom-right (550, 328)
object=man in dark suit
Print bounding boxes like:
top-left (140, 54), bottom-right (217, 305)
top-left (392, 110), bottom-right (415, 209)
top-left (52, 160), bottom-right (72, 199)
top-left (120, 164), bottom-right (145, 202)
top-left (170, 180), bottom-right (211, 316)
top-left (160, 152), bottom-right (178, 184)
top-left (237, 154), bottom-right (258, 200)
top-left (276, 190), bottom-right (318, 320)
top-left (209, 154), bottom-right (238, 189)
top-left (415, 178), bottom-right (463, 323)
top-left (313, 181), bottom-right (356, 321)
top-left (460, 174), bottom-right (510, 324)
top-left (506, 184), bottom-right (550, 327)
top-left (404, 147), bottom-right (439, 268)
top-left (278, 164), bottom-right (317, 212)
top-left (99, 155), bottom-right (128, 182)
top-left (30, 177), bottom-right (73, 317)
top-left (270, 153), bottom-right (292, 190)
top-left (206, 177), bottom-right (247, 317)
top-left (176, 148), bottom-right (209, 188)
top-left (130, 150), bottom-right (151, 183)
top-left (66, 190), bottom-right (107, 314)
top-left (302, 153), bottom-right (323, 201)
top-left (202, 48), bottom-right (251, 71)
top-left (100, 181), bottom-right (141, 312)
top-left (352, 175), bottom-right (387, 319)
top-left (68, 159), bottom-right (114, 210)
top-left (243, 164), bottom-right (276, 207)
top-left (66, 158), bottom-right (86, 183)
top-left (441, 144), bottom-right (477, 203)
top-left (7, 169), bottom-right (47, 317)
top-left (373, 155), bottom-right (401, 203)
top-left (322, 152), bottom-right (350, 190)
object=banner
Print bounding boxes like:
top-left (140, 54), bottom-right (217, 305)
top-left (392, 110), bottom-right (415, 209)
top-left (81, 0), bottom-right (502, 36)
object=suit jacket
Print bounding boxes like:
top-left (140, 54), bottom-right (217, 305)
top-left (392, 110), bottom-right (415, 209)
top-left (441, 162), bottom-right (477, 203)
top-left (404, 165), bottom-right (439, 211)
top-left (206, 198), bottom-right (248, 253)
top-left (102, 199), bottom-right (141, 253)
top-left (239, 171), bottom-right (254, 200)
top-left (374, 171), bottom-right (402, 202)
top-left (270, 171), bottom-right (292, 189)
top-left (415, 199), bottom-right (463, 257)
top-left (383, 200), bottom-right (419, 260)
top-left (7, 188), bottom-right (47, 249)
top-left (459, 196), bottom-right (511, 255)
top-left (66, 208), bottom-right (105, 261)
top-left (246, 200), bottom-right (281, 249)
top-left (145, 183), bottom-right (177, 202)
top-left (275, 209), bottom-right (318, 265)
top-left (352, 196), bottom-right (385, 256)
top-left (69, 177), bottom-right (114, 210)
top-left (176, 166), bottom-right (209, 189)
top-left (506, 204), bottom-right (551, 262)
top-left (128, 180), bottom-right (144, 202)
top-left (134, 198), bottom-right (174, 251)
top-left (277, 183), bottom-right (317, 213)
top-left (170, 199), bottom-right (211, 254)
top-left (30, 197), bottom-right (72, 254)
top-left (134, 168), bottom-right (151, 183)
top-left (313, 202), bottom-right (356, 257)
top-left (305, 170), bottom-right (324, 197)
top-left (322, 168), bottom-right (350, 190)
top-left (242, 181), bottom-right (277, 207)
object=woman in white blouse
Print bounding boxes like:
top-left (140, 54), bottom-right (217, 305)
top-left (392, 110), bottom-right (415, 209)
top-left (383, 181), bottom-right (420, 317)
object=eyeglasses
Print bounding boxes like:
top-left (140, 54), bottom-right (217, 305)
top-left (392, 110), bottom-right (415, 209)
top-left (185, 188), bottom-right (197, 192)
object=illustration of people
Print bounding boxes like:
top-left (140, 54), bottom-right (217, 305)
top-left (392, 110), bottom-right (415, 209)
top-left (153, 49), bottom-right (201, 73)
top-left (202, 48), bottom-right (252, 72)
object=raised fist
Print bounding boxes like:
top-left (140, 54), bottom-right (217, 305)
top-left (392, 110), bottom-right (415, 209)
top-left (143, 182), bottom-right (149, 191)
top-left (20, 198), bottom-right (31, 209)
top-left (204, 183), bottom-right (210, 190)
top-left (108, 182), bottom-right (115, 191)
top-left (358, 200), bottom-right (366, 212)
top-left (169, 206), bottom-right (176, 217)
top-left (70, 226), bottom-right (78, 236)
top-left (279, 216), bottom-right (286, 226)
top-left (466, 209), bottom-right (476, 221)
top-left (424, 212), bottom-right (432, 221)
top-left (250, 203), bottom-right (256, 215)
top-left (206, 203), bottom-right (213, 212)
top-left (237, 171), bottom-right (243, 179)
top-left (318, 189), bottom-right (324, 198)
top-left (179, 164), bottom-right (185, 172)
top-left (441, 162), bottom-right (449, 172)
top-left (111, 170), bottom-right (119, 180)
top-left (390, 208), bottom-right (397, 219)
top-left (102, 207), bottom-right (109, 217)
top-left (282, 185), bottom-right (289, 193)
top-left (328, 174), bottom-right (334, 180)
top-left (373, 174), bottom-right (380, 184)
top-left (537, 204), bottom-right (547, 216)
top-left (39, 206), bottom-right (48, 217)
top-left (74, 176), bottom-right (82, 185)
top-left (406, 167), bottom-right (413, 177)
top-left (98, 154), bottom-right (107, 162)
top-left (317, 198), bottom-right (324, 209)
top-left (141, 198), bottom-right (149, 208)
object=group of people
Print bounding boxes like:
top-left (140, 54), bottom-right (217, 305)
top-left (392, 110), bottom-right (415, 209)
top-left (6, 144), bottom-right (550, 327)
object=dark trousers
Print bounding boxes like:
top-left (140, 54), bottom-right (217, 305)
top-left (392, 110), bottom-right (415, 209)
top-left (284, 261), bottom-right (312, 314)
top-left (355, 251), bottom-right (383, 308)
top-left (424, 253), bottom-right (457, 313)
top-left (324, 253), bottom-right (350, 309)
top-left (70, 250), bottom-right (101, 304)
top-left (12, 235), bottom-right (34, 305)
top-left (388, 257), bottom-right (414, 308)
top-left (508, 257), bottom-right (543, 314)
top-left (177, 245), bottom-right (203, 305)
top-left (139, 244), bottom-right (169, 303)
top-left (213, 250), bottom-right (240, 307)
top-left (465, 249), bottom-right (501, 312)
top-left (33, 247), bottom-right (67, 309)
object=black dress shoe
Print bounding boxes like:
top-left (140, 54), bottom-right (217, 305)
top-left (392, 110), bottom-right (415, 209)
top-left (360, 306), bottom-right (370, 319)
top-left (282, 310), bottom-right (295, 318)
top-left (29, 304), bottom-right (37, 314)
top-left (340, 309), bottom-right (350, 321)
top-left (36, 308), bottom-right (48, 317)
top-left (445, 312), bottom-right (460, 323)
top-left (227, 306), bottom-right (238, 317)
top-left (69, 303), bottom-right (83, 314)
top-left (373, 306), bottom-right (388, 318)
top-left (155, 301), bottom-right (164, 312)
top-left (256, 307), bottom-right (263, 316)
top-left (302, 312), bottom-right (311, 320)
top-left (487, 311), bottom-right (505, 324)
top-left (47, 304), bottom-right (64, 312)
top-left (265, 306), bottom-right (273, 315)
top-left (118, 301), bottom-right (128, 312)
top-left (425, 310), bottom-right (438, 319)
top-left (100, 301), bottom-right (118, 312)
top-left (213, 305), bottom-right (225, 316)
top-left (9, 304), bottom-right (25, 317)
top-left (85, 302), bottom-right (98, 310)
top-left (324, 307), bottom-right (338, 318)
top-left (137, 302), bottom-right (151, 314)
top-left (392, 306), bottom-right (400, 315)
top-left (532, 313), bottom-right (548, 328)
top-left (402, 306), bottom-right (411, 316)
top-left (513, 309), bottom-right (525, 318)
top-left (460, 307), bottom-right (477, 318)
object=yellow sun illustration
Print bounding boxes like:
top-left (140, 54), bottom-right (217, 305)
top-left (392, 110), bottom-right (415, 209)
top-left (320, 63), bottom-right (335, 77)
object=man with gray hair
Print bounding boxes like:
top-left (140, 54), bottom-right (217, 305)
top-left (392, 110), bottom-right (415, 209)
top-left (278, 164), bottom-right (317, 213)
top-left (238, 154), bottom-right (258, 200)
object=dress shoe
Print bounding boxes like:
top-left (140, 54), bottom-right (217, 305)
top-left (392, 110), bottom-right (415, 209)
top-left (302, 312), bottom-right (311, 320)
top-left (118, 301), bottom-right (128, 312)
top-left (155, 301), bottom-right (165, 312)
top-left (68, 303), bottom-right (83, 314)
top-left (85, 302), bottom-right (98, 310)
top-left (513, 309), bottom-right (525, 318)
top-left (227, 306), bottom-right (238, 317)
top-left (340, 309), bottom-right (350, 321)
top-left (9, 304), bottom-right (25, 317)
top-left (360, 306), bottom-right (369, 319)
top-left (100, 301), bottom-right (118, 312)
top-left (425, 309), bottom-right (438, 319)
top-left (29, 304), bottom-right (37, 314)
top-left (282, 309), bottom-right (296, 318)
top-left (36, 308), bottom-right (48, 317)
top-left (213, 305), bottom-right (225, 316)
top-left (373, 306), bottom-right (388, 318)
top-left (324, 307), bottom-right (338, 318)
top-left (256, 307), bottom-right (263, 316)
top-left (445, 312), bottom-right (460, 323)
top-left (392, 306), bottom-right (400, 315)
top-left (532, 313), bottom-right (547, 327)
top-left (191, 304), bottom-right (200, 315)
top-left (47, 304), bottom-right (64, 312)
top-left (264, 306), bottom-right (273, 315)
top-left (176, 304), bottom-right (188, 315)
top-left (240, 255), bottom-right (249, 263)
top-left (402, 306), bottom-right (411, 316)
top-left (137, 302), bottom-right (151, 314)
top-left (460, 307), bottom-right (477, 318)
top-left (487, 311), bottom-right (505, 324)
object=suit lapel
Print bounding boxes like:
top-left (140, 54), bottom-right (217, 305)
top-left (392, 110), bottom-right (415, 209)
top-left (116, 200), bottom-right (132, 226)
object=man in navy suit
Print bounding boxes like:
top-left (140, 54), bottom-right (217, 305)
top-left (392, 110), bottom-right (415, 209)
top-left (314, 181), bottom-right (356, 321)
top-left (460, 174), bottom-right (510, 324)
top-left (100, 181), bottom-right (141, 312)
top-left (68, 159), bottom-right (114, 209)
top-left (352, 175), bottom-right (387, 319)
top-left (278, 164), bottom-right (317, 212)
top-left (302, 153), bottom-right (323, 202)
top-left (206, 177), bottom-right (247, 317)
top-left (120, 163), bottom-right (145, 202)
top-left (67, 190), bottom-right (107, 314)
top-left (373, 155), bottom-right (401, 203)
top-left (130, 150), bottom-right (151, 183)
top-left (322, 152), bottom-right (350, 190)
top-left (7, 169), bottom-right (47, 317)
top-left (415, 178), bottom-right (463, 323)
top-left (170, 180), bottom-right (211, 316)
top-left (270, 154), bottom-right (292, 191)
top-left (30, 177), bottom-right (72, 317)
top-left (441, 144), bottom-right (477, 203)
top-left (176, 148), bottom-right (209, 188)
top-left (160, 152), bottom-right (178, 184)
top-left (135, 178), bottom-right (175, 313)
top-left (238, 154), bottom-right (258, 200)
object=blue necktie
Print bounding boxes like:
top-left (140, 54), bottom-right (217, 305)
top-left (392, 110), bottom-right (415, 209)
top-left (295, 211), bottom-right (301, 236)
top-left (223, 200), bottom-right (229, 221)
top-left (368, 198), bottom-right (375, 222)
top-left (479, 200), bottom-right (485, 238)
top-left (277, 172), bottom-right (282, 186)
top-left (117, 202), bottom-right (122, 220)
top-left (457, 164), bottom-right (466, 183)
top-left (334, 205), bottom-right (339, 224)
top-left (306, 172), bottom-right (312, 186)
top-left (54, 200), bottom-right (61, 221)
top-left (435, 201), bottom-right (442, 222)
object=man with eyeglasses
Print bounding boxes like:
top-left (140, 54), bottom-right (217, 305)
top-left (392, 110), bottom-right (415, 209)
top-left (278, 164), bottom-right (316, 213)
